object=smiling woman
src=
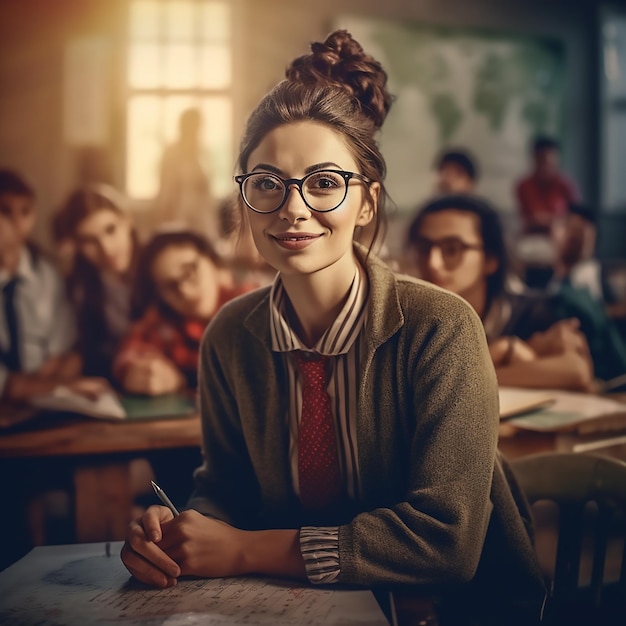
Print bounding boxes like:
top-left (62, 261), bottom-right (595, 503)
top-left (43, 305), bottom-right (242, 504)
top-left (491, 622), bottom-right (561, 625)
top-left (120, 30), bottom-right (546, 626)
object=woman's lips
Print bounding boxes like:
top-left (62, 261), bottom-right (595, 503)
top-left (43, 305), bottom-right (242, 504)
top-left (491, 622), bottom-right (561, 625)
top-left (271, 232), bottom-right (322, 250)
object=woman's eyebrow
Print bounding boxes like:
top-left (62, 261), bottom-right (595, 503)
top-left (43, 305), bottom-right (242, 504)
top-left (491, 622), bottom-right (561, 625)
top-left (249, 162), bottom-right (343, 176)
top-left (250, 163), bottom-right (283, 175)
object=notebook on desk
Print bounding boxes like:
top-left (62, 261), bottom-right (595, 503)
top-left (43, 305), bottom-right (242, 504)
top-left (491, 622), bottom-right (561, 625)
top-left (500, 387), bottom-right (626, 433)
top-left (26, 386), bottom-right (197, 421)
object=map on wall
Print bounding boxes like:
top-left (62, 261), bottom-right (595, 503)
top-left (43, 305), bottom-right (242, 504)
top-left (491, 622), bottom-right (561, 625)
top-left (333, 16), bottom-right (566, 216)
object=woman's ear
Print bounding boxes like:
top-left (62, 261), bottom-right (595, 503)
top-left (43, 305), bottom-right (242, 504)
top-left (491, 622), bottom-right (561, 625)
top-left (356, 182), bottom-right (379, 227)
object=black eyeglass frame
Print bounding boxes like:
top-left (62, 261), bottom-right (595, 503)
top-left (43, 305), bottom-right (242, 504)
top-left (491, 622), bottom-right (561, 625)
top-left (412, 235), bottom-right (484, 268)
top-left (234, 169), bottom-right (371, 214)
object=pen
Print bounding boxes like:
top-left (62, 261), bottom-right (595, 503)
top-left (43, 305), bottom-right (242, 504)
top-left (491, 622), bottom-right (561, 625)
top-left (151, 480), bottom-right (180, 517)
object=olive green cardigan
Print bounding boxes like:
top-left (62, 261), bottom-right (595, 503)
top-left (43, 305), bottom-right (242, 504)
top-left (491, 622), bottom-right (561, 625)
top-left (190, 247), bottom-right (546, 625)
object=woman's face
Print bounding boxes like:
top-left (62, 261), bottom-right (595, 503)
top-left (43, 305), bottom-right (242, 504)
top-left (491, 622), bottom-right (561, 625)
top-left (243, 121), bottom-right (377, 282)
top-left (413, 209), bottom-right (496, 300)
top-left (151, 244), bottom-right (219, 319)
top-left (75, 208), bottom-right (134, 275)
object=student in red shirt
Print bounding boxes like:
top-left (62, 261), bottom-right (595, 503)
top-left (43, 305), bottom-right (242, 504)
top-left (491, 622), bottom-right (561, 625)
top-left (515, 135), bottom-right (581, 235)
top-left (114, 229), bottom-right (254, 395)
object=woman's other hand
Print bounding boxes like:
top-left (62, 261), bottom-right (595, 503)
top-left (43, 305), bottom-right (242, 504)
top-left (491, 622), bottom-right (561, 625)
top-left (121, 505), bottom-right (181, 588)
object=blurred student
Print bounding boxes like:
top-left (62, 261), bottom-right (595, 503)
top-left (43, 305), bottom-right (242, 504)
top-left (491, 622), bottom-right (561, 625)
top-left (55, 184), bottom-right (139, 380)
top-left (114, 229), bottom-right (254, 396)
top-left (0, 169), bottom-right (108, 569)
top-left (551, 203), bottom-right (611, 303)
top-left (549, 203), bottom-right (626, 383)
top-left (0, 169), bottom-right (105, 403)
top-left (113, 229), bottom-right (255, 508)
top-left (434, 148), bottom-right (479, 195)
top-left (406, 194), bottom-right (595, 392)
top-left (515, 135), bottom-right (581, 235)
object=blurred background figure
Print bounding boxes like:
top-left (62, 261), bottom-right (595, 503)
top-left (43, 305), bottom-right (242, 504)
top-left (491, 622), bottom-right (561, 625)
top-left (55, 184), bottom-right (139, 381)
top-left (551, 203), bottom-right (606, 302)
top-left (113, 229), bottom-right (255, 397)
top-left (434, 147), bottom-right (479, 195)
top-left (0, 169), bottom-right (106, 403)
top-left (112, 228), bottom-right (257, 507)
top-left (515, 135), bottom-right (581, 236)
top-left (155, 107), bottom-right (216, 240)
top-left (405, 194), bottom-right (596, 392)
top-left (513, 135), bottom-right (583, 288)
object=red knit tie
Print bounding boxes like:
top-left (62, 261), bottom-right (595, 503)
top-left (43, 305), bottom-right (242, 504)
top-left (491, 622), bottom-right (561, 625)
top-left (294, 351), bottom-right (342, 510)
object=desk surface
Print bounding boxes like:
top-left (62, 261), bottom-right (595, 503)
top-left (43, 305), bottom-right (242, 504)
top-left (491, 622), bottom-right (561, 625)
top-left (0, 412), bottom-right (202, 458)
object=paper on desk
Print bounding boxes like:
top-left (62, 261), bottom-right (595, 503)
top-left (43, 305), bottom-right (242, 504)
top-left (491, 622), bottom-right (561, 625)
top-left (498, 387), bottom-right (556, 419)
top-left (0, 542), bottom-right (388, 625)
top-left (503, 388), bottom-right (626, 432)
top-left (28, 385), bottom-right (127, 419)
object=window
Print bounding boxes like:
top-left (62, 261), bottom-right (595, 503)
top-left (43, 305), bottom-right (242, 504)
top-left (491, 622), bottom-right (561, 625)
top-left (125, 0), bottom-right (232, 201)
top-left (601, 8), bottom-right (626, 211)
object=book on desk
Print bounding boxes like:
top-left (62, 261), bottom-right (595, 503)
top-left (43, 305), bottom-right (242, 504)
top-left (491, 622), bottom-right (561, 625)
top-left (0, 386), bottom-right (197, 430)
top-left (499, 386), bottom-right (626, 434)
top-left (0, 541), bottom-right (389, 625)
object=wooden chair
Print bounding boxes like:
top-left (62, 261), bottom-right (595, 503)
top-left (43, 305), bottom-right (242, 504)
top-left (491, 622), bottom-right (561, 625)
top-left (510, 452), bottom-right (626, 625)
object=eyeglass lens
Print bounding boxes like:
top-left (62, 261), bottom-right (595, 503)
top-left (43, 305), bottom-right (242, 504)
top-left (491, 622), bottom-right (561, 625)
top-left (241, 171), bottom-right (349, 213)
top-left (415, 237), bottom-right (478, 267)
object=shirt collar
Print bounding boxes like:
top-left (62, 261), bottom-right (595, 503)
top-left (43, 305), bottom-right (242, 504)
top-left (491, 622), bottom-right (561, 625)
top-left (269, 263), bottom-right (369, 356)
top-left (0, 247), bottom-right (37, 287)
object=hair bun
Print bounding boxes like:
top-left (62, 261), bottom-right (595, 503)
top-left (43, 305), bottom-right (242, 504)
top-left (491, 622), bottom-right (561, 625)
top-left (286, 30), bottom-right (393, 129)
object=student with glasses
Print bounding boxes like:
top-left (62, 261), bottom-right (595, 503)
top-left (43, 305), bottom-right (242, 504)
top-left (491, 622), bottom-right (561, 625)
top-left (114, 229), bottom-right (253, 396)
top-left (406, 194), bottom-right (595, 392)
top-left (121, 31), bottom-right (545, 626)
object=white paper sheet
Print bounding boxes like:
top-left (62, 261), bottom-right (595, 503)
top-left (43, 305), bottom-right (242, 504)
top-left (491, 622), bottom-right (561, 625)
top-left (0, 542), bottom-right (388, 625)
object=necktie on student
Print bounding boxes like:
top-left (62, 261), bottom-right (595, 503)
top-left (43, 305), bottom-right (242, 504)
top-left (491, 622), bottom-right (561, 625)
top-left (294, 350), bottom-right (342, 510)
top-left (3, 277), bottom-right (21, 371)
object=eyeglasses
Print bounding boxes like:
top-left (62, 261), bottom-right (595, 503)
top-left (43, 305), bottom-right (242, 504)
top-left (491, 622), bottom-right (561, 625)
top-left (234, 169), bottom-right (370, 214)
top-left (156, 257), bottom-right (201, 296)
top-left (412, 236), bottom-right (483, 268)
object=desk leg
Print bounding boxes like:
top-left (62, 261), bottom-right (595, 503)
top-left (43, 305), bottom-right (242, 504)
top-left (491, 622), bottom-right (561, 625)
top-left (74, 461), bottom-right (133, 543)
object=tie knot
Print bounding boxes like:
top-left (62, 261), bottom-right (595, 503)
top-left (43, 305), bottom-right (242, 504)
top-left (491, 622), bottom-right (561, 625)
top-left (294, 351), bottom-right (329, 389)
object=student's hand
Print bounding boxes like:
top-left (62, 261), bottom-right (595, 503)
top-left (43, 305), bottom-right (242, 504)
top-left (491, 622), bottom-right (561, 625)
top-left (121, 505), bottom-right (181, 588)
top-left (157, 510), bottom-right (248, 579)
top-left (527, 319), bottom-right (588, 357)
top-left (489, 336), bottom-right (536, 366)
top-left (121, 357), bottom-right (186, 396)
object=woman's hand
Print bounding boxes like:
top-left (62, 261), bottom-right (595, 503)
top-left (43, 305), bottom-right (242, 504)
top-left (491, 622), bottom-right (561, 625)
top-left (156, 510), bottom-right (249, 579)
top-left (121, 505), bottom-right (181, 588)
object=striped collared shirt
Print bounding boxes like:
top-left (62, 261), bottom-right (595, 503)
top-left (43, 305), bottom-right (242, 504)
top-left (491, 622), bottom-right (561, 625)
top-left (269, 263), bottom-right (369, 584)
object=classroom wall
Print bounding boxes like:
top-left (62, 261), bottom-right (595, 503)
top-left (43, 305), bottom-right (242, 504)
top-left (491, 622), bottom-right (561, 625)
top-left (0, 0), bottom-right (603, 250)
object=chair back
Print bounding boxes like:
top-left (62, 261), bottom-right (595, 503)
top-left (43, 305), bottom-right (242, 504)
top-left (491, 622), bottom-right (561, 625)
top-left (510, 452), bottom-right (626, 624)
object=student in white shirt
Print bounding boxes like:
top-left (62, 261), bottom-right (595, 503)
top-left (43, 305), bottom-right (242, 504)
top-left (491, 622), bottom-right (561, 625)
top-left (0, 169), bottom-right (106, 403)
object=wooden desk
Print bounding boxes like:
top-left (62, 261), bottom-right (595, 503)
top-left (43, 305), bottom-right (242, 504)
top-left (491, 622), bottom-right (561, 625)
top-left (0, 413), bottom-right (202, 543)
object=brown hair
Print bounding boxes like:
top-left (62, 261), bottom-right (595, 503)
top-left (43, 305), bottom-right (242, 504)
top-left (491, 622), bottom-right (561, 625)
top-left (236, 30), bottom-right (394, 252)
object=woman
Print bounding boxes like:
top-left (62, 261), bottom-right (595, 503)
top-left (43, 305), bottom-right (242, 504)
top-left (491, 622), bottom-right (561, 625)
top-left (121, 31), bottom-right (545, 625)
top-left (406, 194), bottom-right (595, 391)
top-left (55, 184), bottom-right (138, 380)
top-left (114, 229), bottom-right (254, 396)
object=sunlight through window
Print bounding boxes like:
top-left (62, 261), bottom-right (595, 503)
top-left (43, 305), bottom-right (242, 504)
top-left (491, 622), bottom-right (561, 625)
top-left (126, 0), bottom-right (232, 200)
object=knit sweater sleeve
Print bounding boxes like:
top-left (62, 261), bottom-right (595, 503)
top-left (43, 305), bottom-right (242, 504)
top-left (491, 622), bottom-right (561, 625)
top-left (337, 282), bottom-right (500, 587)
